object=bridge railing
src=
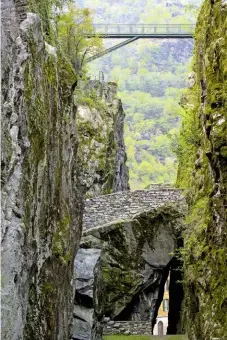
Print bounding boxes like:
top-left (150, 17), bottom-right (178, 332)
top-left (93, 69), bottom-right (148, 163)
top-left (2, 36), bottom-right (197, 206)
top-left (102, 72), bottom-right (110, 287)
top-left (91, 24), bottom-right (195, 36)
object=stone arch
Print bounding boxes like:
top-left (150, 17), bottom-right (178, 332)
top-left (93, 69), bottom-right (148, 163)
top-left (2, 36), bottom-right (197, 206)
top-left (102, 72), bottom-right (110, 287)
top-left (158, 321), bottom-right (164, 335)
top-left (73, 186), bottom-right (187, 339)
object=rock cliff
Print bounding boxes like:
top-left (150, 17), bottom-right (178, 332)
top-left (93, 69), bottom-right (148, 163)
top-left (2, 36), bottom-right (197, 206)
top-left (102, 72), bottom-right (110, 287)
top-left (72, 81), bottom-right (130, 339)
top-left (1, 3), bottom-right (83, 339)
top-left (177, 1), bottom-right (227, 339)
top-left (1, 3), bottom-right (129, 339)
top-left (76, 81), bottom-right (129, 197)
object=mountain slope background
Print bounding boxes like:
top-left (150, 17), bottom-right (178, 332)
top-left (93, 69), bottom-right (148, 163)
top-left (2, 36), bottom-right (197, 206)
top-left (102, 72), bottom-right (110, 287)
top-left (78, 0), bottom-right (201, 189)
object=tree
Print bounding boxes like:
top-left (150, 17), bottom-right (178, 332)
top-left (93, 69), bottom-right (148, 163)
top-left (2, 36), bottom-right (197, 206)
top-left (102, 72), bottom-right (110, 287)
top-left (28, 0), bottom-right (103, 72)
top-left (28, 0), bottom-right (62, 37)
top-left (54, 3), bottom-right (103, 71)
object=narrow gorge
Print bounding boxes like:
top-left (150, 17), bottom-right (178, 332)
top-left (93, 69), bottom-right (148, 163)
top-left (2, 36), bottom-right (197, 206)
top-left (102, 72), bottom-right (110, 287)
top-left (1, 1), bottom-right (227, 340)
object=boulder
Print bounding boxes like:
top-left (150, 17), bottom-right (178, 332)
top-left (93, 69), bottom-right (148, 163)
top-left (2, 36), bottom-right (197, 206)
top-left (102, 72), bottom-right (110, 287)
top-left (72, 249), bottom-right (102, 340)
top-left (74, 201), bottom-right (186, 339)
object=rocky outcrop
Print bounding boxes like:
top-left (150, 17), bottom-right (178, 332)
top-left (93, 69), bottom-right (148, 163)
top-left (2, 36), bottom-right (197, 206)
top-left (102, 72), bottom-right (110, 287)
top-left (71, 79), bottom-right (130, 339)
top-left (76, 81), bottom-right (129, 197)
top-left (72, 81), bottom-right (130, 339)
top-left (1, 3), bottom-right (83, 339)
top-left (73, 248), bottom-right (102, 340)
top-left (177, 1), bottom-right (227, 339)
top-left (73, 187), bottom-right (187, 340)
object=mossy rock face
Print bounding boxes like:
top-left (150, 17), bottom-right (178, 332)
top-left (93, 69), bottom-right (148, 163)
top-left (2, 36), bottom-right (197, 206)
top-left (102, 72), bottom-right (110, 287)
top-left (74, 203), bottom-right (185, 340)
top-left (97, 207), bottom-right (183, 318)
top-left (177, 1), bottom-right (227, 338)
top-left (1, 12), bottom-right (82, 340)
top-left (75, 84), bottom-right (129, 198)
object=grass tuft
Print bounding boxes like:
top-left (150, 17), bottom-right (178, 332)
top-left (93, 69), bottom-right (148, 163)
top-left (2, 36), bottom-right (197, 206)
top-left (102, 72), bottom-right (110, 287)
top-left (103, 335), bottom-right (188, 340)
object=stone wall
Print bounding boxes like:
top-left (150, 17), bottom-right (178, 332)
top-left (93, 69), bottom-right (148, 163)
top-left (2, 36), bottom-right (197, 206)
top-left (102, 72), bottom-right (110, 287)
top-left (103, 320), bottom-right (152, 336)
top-left (83, 185), bottom-right (185, 229)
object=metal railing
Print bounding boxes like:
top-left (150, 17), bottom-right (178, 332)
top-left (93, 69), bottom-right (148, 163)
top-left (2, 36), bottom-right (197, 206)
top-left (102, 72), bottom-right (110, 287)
top-left (85, 23), bottom-right (195, 38)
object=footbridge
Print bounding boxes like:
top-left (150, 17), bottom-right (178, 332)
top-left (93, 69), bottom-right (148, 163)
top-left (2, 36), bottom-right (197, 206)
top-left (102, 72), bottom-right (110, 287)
top-left (87, 24), bottom-right (195, 39)
top-left (84, 24), bottom-right (195, 62)
top-left (83, 185), bottom-right (186, 230)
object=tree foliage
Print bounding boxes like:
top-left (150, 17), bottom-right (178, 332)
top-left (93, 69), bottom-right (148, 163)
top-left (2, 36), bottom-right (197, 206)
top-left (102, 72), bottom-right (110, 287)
top-left (54, 3), bottom-right (103, 70)
top-left (28, 0), bottom-right (103, 71)
top-left (28, 0), bottom-right (62, 36)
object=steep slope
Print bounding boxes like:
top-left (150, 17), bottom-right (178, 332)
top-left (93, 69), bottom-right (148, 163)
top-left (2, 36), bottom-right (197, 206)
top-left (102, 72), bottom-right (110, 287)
top-left (177, 1), bottom-right (227, 338)
top-left (1, 3), bottom-right (82, 339)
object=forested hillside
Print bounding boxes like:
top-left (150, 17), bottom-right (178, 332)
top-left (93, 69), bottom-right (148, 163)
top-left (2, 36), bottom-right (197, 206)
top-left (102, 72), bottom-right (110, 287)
top-left (79, 0), bottom-right (201, 189)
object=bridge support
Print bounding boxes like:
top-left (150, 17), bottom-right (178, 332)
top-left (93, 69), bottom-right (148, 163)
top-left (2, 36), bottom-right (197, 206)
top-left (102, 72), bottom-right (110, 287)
top-left (86, 36), bottom-right (139, 63)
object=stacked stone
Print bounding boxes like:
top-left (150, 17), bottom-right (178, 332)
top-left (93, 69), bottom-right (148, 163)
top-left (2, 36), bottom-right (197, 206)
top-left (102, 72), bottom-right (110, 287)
top-left (103, 319), bottom-right (152, 336)
top-left (83, 186), bottom-right (186, 230)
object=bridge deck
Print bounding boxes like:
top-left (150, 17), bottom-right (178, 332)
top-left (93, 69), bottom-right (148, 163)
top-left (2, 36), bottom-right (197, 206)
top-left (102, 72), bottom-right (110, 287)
top-left (85, 24), bottom-right (195, 39)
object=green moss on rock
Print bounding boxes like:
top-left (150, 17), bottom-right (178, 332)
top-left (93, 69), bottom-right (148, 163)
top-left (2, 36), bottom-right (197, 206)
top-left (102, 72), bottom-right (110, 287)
top-left (85, 204), bottom-right (185, 319)
top-left (20, 17), bottom-right (80, 340)
top-left (177, 1), bottom-right (227, 338)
